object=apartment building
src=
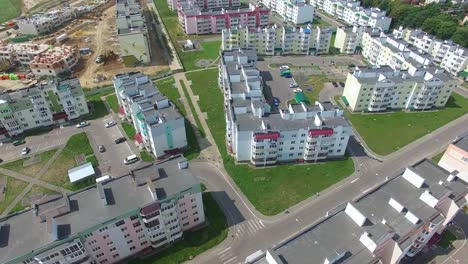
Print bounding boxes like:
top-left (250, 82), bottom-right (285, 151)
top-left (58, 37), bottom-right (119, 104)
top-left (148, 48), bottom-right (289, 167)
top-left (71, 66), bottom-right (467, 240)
top-left (310, 0), bottom-right (392, 31)
top-left (333, 25), bottom-right (364, 54)
top-left (438, 135), bottom-right (468, 183)
top-left (222, 25), bottom-right (333, 55)
top-left (178, 3), bottom-right (270, 35)
top-left (0, 43), bottom-right (80, 76)
top-left (250, 159), bottom-right (468, 264)
top-left (113, 72), bottom-right (187, 158)
top-left (0, 156), bottom-right (206, 264)
top-left (16, 6), bottom-right (91, 35)
top-left (219, 50), bottom-right (352, 165)
top-left (0, 77), bottom-right (89, 137)
top-left (342, 66), bottom-right (456, 112)
top-left (393, 27), bottom-right (468, 77)
top-left (168, 0), bottom-right (240, 10)
top-left (261, 0), bottom-right (314, 24)
top-left (116, 0), bottom-right (151, 64)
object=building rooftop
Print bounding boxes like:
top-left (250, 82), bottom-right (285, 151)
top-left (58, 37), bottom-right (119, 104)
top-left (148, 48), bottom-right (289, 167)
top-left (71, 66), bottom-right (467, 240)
top-left (0, 156), bottom-right (198, 264)
top-left (454, 136), bottom-right (468, 152)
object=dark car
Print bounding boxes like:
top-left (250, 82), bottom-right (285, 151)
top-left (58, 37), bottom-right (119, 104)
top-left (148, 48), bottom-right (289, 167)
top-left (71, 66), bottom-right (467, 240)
top-left (339, 82), bottom-right (345, 87)
top-left (12, 139), bottom-right (26, 146)
top-left (273, 97), bottom-right (280, 106)
top-left (332, 82), bottom-right (338, 88)
top-left (114, 137), bottom-right (127, 144)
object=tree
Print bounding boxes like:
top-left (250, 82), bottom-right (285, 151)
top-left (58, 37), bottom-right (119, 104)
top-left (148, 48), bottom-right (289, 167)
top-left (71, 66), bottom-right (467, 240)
top-left (435, 22), bottom-right (458, 40)
top-left (452, 27), bottom-right (468, 48)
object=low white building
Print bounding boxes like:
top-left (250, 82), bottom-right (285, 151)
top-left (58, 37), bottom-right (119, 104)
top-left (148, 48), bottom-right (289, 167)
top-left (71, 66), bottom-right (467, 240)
top-left (113, 72), bottom-right (187, 158)
top-left (222, 25), bottom-right (332, 55)
top-left (219, 50), bottom-right (352, 165)
top-left (342, 66), bottom-right (457, 112)
top-left (261, 0), bottom-right (314, 24)
top-left (116, 0), bottom-right (151, 64)
top-left (333, 25), bottom-right (364, 54)
top-left (0, 77), bottom-right (89, 137)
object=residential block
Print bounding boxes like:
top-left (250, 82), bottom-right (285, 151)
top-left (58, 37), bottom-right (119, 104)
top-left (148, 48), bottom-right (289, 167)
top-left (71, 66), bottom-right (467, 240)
top-left (342, 66), bottom-right (456, 112)
top-left (113, 72), bottom-right (187, 158)
top-left (219, 50), bottom-right (352, 165)
top-left (0, 156), bottom-right (205, 264)
top-left (333, 25), bottom-right (364, 54)
top-left (260, 0), bottom-right (314, 24)
top-left (438, 135), bottom-right (468, 183)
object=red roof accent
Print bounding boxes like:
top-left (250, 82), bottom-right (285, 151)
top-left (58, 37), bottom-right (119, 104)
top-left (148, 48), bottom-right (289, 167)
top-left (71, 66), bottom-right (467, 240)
top-left (253, 132), bottom-right (280, 140)
top-left (164, 148), bottom-right (182, 156)
top-left (140, 202), bottom-right (160, 216)
top-left (118, 106), bottom-right (125, 115)
top-left (134, 133), bottom-right (143, 144)
top-left (52, 112), bottom-right (67, 121)
top-left (309, 128), bottom-right (334, 136)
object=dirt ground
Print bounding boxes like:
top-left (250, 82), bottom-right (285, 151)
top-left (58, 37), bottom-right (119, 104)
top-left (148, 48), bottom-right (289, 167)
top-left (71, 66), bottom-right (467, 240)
top-left (72, 4), bottom-right (170, 88)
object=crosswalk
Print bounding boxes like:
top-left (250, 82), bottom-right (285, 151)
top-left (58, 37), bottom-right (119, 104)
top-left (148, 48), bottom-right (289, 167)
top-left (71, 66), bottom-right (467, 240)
top-left (356, 158), bottom-right (380, 172)
top-left (217, 219), bottom-right (266, 264)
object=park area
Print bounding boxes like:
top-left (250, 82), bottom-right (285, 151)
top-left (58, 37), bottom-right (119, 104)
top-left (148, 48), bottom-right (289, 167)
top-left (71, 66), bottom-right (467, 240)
top-left (185, 69), bottom-right (355, 216)
top-left (342, 93), bottom-right (468, 156)
top-left (0, 0), bottom-right (21, 23)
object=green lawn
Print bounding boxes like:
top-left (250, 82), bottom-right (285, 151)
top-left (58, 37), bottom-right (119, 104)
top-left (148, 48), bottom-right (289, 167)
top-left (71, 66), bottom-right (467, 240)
top-left (431, 152), bottom-right (445, 163)
top-left (179, 41), bottom-right (221, 71)
top-left (179, 80), bottom-right (206, 137)
top-left (0, 175), bottom-right (28, 215)
top-left (128, 191), bottom-right (227, 264)
top-left (140, 151), bottom-right (155, 162)
top-left (122, 122), bottom-right (137, 139)
top-left (11, 184), bottom-right (60, 213)
top-left (310, 17), bottom-right (331, 28)
top-left (1, 148), bottom-right (57, 176)
top-left (186, 69), bottom-right (355, 215)
top-left (41, 133), bottom-right (95, 191)
top-left (84, 90), bottom-right (114, 120)
top-left (184, 121), bottom-right (200, 160)
top-left (302, 74), bottom-right (328, 103)
top-left (86, 155), bottom-right (99, 168)
top-left (106, 94), bottom-right (119, 113)
top-left (155, 77), bottom-right (187, 116)
top-left (438, 230), bottom-right (457, 249)
top-left (0, 0), bottom-right (21, 23)
top-left (346, 93), bottom-right (468, 156)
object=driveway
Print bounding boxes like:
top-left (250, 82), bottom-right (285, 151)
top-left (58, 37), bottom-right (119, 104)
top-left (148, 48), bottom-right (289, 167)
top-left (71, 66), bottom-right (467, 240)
top-left (257, 61), bottom-right (296, 109)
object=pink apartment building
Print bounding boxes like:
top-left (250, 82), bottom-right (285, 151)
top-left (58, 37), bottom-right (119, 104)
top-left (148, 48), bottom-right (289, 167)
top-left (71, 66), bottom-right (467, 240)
top-left (438, 135), bottom-right (468, 183)
top-left (168, 0), bottom-right (240, 10)
top-left (178, 3), bottom-right (270, 34)
top-left (0, 156), bottom-right (205, 264)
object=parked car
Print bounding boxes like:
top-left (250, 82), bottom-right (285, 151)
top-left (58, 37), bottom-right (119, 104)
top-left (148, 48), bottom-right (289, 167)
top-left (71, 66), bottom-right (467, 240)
top-left (115, 137), bottom-right (126, 144)
top-left (280, 65), bottom-right (290, 70)
top-left (98, 145), bottom-right (106, 152)
top-left (284, 74), bottom-right (293, 78)
top-left (280, 69), bottom-right (292, 76)
top-left (105, 121), bottom-right (116, 128)
top-left (332, 82), bottom-right (338, 88)
top-left (95, 55), bottom-right (103, 63)
top-left (273, 97), bottom-right (280, 106)
top-left (339, 82), bottom-right (345, 87)
top-left (0, 158), bottom-right (3, 163)
top-left (124, 154), bottom-right (139, 165)
top-left (293, 88), bottom-right (303, 93)
top-left (289, 82), bottom-right (299, 88)
top-left (12, 139), bottom-right (26, 146)
top-left (21, 147), bottom-right (30, 155)
top-left (76, 121), bottom-right (89, 128)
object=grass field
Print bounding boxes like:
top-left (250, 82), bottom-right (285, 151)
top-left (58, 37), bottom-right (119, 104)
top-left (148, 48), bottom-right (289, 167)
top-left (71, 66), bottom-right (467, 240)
top-left (122, 122), bottom-right (137, 139)
top-left (140, 151), bottom-right (155, 162)
top-left (438, 230), bottom-right (457, 249)
top-left (186, 69), bottom-right (354, 215)
top-left (11, 185), bottom-right (59, 213)
top-left (128, 191), bottom-right (227, 264)
top-left (179, 80), bottom-right (206, 137)
top-left (0, 0), bottom-right (21, 23)
top-left (84, 90), bottom-right (114, 120)
top-left (0, 175), bottom-right (28, 215)
top-left (302, 74), bottom-right (328, 103)
top-left (106, 94), bottom-right (119, 113)
top-left (0, 148), bottom-right (57, 176)
top-left (41, 133), bottom-right (95, 191)
top-left (431, 152), bottom-right (445, 163)
top-left (179, 41), bottom-right (221, 71)
top-left (346, 93), bottom-right (468, 156)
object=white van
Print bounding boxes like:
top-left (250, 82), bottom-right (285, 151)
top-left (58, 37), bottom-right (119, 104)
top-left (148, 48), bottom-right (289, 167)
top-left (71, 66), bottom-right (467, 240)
top-left (124, 154), bottom-right (139, 165)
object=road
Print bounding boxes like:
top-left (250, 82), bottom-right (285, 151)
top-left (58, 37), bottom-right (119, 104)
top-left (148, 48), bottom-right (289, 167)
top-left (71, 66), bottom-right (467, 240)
top-left (315, 10), bottom-right (345, 27)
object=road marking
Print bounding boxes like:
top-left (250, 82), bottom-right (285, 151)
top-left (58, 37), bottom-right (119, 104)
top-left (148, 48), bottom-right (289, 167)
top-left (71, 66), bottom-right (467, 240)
top-left (247, 220), bottom-right (258, 232)
top-left (217, 246), bottom-right (231, 255)
top-left (258, 220), bottom-right (265, 228)
top-left (223, 256), bottom-right (237, 264)
top-left (350, 178), bottom-right (360, 184)
top-left (219, 250), bottom-right (232, 259)
top-left (237, 224), bottom-right (245, 235)
top-left (252, 219), bottom-right (262, 230)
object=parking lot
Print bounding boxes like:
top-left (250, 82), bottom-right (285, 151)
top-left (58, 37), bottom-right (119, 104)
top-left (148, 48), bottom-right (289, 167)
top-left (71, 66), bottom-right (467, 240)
top-left (257, 61), bottom-right (297, 110)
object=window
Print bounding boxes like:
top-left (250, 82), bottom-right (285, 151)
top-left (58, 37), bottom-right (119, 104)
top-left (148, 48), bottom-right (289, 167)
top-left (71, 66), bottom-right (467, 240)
top-left (291, 141), bottom-right (296, 144)
top-left (127, 240), bottom-right (133, 244)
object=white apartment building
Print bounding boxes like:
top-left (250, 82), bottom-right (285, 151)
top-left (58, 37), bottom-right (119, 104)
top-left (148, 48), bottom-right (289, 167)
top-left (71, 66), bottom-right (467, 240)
top-left (393, 27), bottom-right (468, 77)
top-left (116, 0), bottom-right (151, 64)
top-left (222, 25), bottom-right (332, 55)
top-left (16, 6), bottom-right (92, 35)
top-left (333, 25), bottom-right (364, 54)
top-left (113, 72), bottom-right (187, 158)
top-left (250, 159), bottom-right (468, 264)
top-left (0, 43), bottom-right (80, 76)
top-left (310, 0), bottom-right (392, 31)
top-left (342, 66), bottom-right (457, 112)
top-left (0, 156), bottom-right (205, 264)
top-left (219, 50), bottom-right (352, 165)
top-left (0, 77), bottom-right (89, 137)
top-left (261, 0), bottom-right (314, 24)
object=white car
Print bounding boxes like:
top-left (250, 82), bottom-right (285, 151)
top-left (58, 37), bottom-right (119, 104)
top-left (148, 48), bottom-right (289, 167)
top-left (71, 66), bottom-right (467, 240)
top-left (105, 121), bottom-right (116, 128)
top-left (76, 121), bottom-right (89, 128)
top-left (280, 65), bottom-right (290, 70)
top-left (21, 147), bottom-right (30, 155)
top-left (289, 82), bottom-right (299, 88)
top-left (293, 88), bottom-right (303, 93)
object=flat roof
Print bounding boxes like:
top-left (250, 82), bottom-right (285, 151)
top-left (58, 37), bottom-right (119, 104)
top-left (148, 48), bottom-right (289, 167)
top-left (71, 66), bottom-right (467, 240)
top-left (68, 162), bottom-right (95, 183)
